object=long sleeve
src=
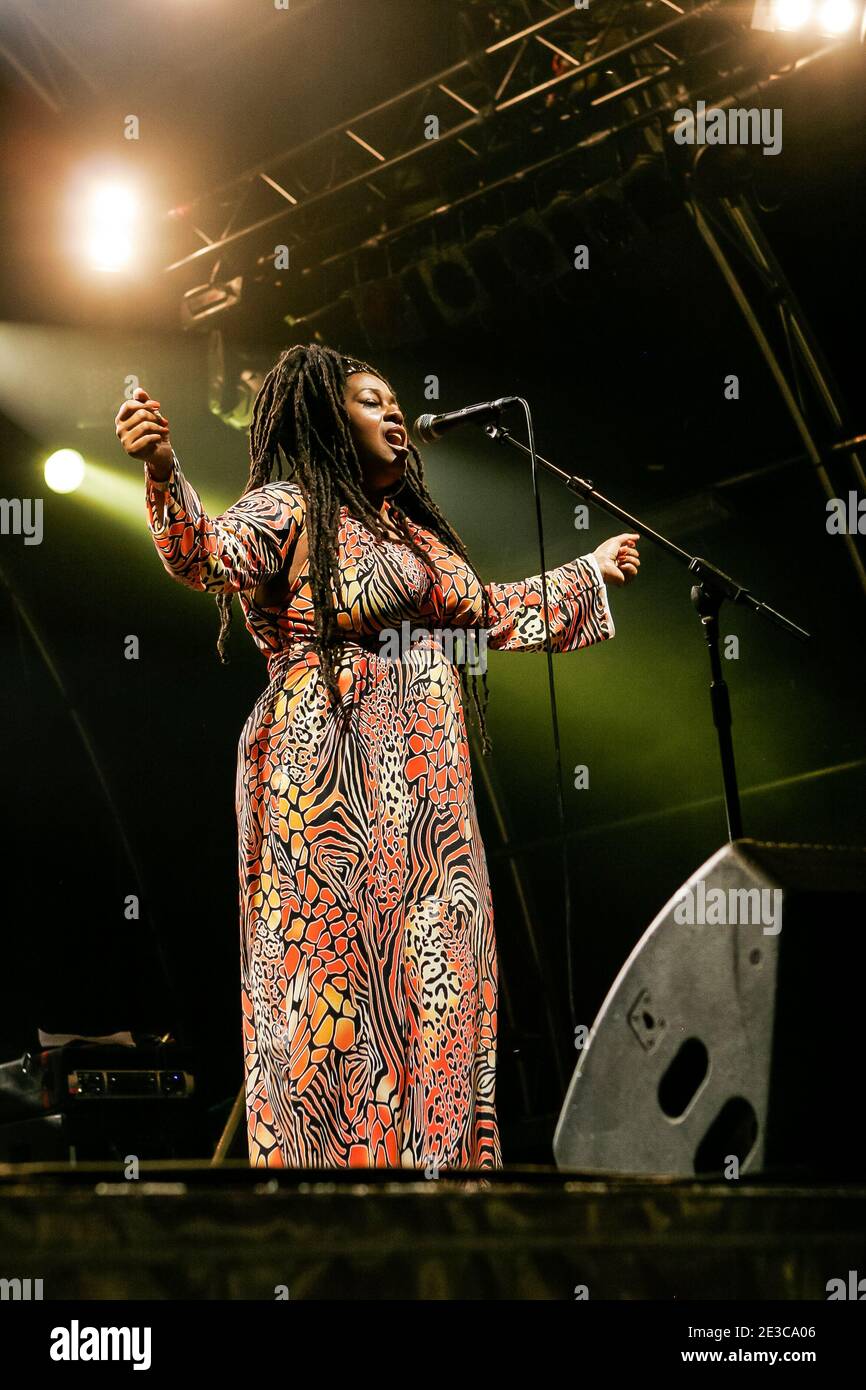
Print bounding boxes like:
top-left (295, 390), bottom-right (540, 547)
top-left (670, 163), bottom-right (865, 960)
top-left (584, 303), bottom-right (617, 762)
top-left (483, 551), bottom-right (615, 651)
top-left (145, 449), bottom-right (305, 594)
top-left (422, 543), bottom-right (615, 653)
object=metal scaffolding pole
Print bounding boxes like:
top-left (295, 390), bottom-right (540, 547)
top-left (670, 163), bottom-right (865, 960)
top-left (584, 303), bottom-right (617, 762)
top-left (685, 192), bottom-right (866, 598)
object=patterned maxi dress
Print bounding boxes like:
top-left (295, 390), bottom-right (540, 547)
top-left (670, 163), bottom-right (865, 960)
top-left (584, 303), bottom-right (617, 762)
top-left (145, 450), bottom-right (615, 1169)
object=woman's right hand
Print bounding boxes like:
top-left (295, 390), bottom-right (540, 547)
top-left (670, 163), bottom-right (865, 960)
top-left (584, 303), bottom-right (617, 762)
top-left (115, 387), bottom-right (173, 479)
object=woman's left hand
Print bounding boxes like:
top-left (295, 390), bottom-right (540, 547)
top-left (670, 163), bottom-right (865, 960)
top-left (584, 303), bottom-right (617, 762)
top-left (593, 533), bottom-right (641, 586)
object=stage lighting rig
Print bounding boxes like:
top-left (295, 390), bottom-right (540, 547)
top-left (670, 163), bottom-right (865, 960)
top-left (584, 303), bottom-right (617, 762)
top-left (180, 278), bottom-right (243, 329)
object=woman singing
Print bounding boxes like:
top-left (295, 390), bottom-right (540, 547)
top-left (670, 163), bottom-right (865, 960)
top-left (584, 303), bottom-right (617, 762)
top-left (115, 342), bottom-right (640, 1170)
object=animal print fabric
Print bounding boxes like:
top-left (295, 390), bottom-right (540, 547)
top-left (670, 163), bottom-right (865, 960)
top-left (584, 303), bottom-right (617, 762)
top-left (145, 451), bottom-right (614, 1168)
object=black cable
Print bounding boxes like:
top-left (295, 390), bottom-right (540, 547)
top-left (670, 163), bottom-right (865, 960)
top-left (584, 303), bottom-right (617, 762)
top-left (515, 398), bottom-right (577, 1036)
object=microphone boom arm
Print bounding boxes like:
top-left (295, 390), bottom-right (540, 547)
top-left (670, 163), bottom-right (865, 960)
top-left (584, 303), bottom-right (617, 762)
top-left (483, 418), bottom-right (810, 844)
top-left (484, 422), bottom-right (809, 642)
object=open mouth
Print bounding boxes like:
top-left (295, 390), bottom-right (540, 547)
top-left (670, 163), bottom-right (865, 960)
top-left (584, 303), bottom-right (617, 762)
top-left (383, 427), bottom-right (407, 450)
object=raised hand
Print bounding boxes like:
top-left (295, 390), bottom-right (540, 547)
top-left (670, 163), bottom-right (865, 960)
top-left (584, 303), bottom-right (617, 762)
top-left (592, 532), bottom-right (641, 586)
top-left (115, 387), bottom-right (173, 479)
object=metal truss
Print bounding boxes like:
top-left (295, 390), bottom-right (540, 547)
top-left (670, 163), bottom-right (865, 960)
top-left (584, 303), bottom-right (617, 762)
top-left (164, 0), bottom-right (747, 282)
top-left (622, 32), bottom-right (866, 601)
top-left (687, 188), bottom-right (866, 595)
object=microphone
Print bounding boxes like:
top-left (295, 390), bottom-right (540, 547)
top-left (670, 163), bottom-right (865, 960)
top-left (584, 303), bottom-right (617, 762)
top-left (412, 396), bottom-right (519, 444)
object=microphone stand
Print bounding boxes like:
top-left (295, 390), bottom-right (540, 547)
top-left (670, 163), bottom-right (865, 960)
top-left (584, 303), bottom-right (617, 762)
top-left (484, 422), bottom-right (810, 842)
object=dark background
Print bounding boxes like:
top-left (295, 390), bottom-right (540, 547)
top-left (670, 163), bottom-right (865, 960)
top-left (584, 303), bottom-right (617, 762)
top-left (1, 0), bottom-right (864, 1159)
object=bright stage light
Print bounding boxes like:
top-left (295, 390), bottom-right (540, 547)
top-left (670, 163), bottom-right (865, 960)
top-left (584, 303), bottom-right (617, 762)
top-left (88, 184), bottom-right (136, 221)
top-left (753, 0), bottom-right (863, 30)
top-left (818, 0), bottom-right (857, 31)
top-left (86, 230), bottom-right (135, 273)
top-left (773, 0), bottom-right (813, 29)
top-left (83, 180), bottom-right (138, 272)
top-left (44, 449), bottom-right (86, 493)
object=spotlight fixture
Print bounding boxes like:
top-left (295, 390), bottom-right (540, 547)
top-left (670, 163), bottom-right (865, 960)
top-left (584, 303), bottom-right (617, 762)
top-left (775, 0), bottom-right (812, 28)
top-left (206, 330), bottom-right (267, 432)
top-left (751, 0), bottom-right (864, 36)
top-left (82, 181), bottom-right (138, 273)
top-left (818, 0), bottom-right (859, 32)
top-left (180, 277), bottom-right (243, 329)
top-left (44, 449), bottom-right (85, 494)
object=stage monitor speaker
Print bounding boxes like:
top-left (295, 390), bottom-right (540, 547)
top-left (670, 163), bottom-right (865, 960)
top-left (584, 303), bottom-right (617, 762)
top-left (553, 839), bottom-right (866, 1179)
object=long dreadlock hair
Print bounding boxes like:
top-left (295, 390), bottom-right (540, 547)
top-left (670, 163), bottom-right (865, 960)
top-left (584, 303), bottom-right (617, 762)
top-left (214, 342), bottom-right (494, 754)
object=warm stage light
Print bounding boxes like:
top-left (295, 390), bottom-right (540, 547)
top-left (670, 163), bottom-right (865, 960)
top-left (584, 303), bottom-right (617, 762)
top-left (818, 0), bottom-right (857, 31)
top-left (773, 0), bottom-right (813, 29)
top-left (83, 181), bottom-right (138, 272)
top-left (44, 449), bottom-right (86, 493)
top-left (754, 0), bottom-right (862, 30)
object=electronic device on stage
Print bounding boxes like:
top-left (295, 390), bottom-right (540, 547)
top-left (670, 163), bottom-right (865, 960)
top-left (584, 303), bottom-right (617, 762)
top-left (0, 1039), bottom-right (206, 1162)
top-left (554, 839), bottom-right (866, 1180)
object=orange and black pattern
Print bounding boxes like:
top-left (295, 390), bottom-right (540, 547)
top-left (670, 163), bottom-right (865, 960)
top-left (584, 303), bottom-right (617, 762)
top-left (145, 451), bottom-right (615, 1168)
